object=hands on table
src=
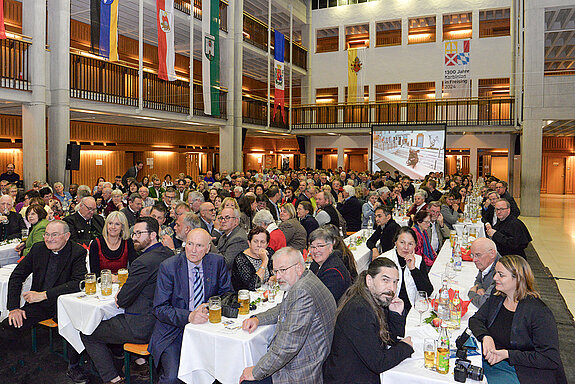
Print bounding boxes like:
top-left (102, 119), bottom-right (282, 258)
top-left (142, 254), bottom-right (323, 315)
top-left (8, 308), bottom-right (26, 328)
top-left (23, 290), bottom-right (47, 304)
top-left (242, 316), bottom-right (259, 334)
top-left (189, 303), bottom-right (209, 324)
top-left (239, 366), bottom-right (255, 383)
top-left (482, 336), bottom-right (508, 365)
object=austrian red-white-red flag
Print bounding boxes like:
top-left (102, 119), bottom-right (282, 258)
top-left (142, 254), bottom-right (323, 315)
top-left (156, 0), bottom-right (176, 81)
top-left (0, 0), bottom-right (7, 39)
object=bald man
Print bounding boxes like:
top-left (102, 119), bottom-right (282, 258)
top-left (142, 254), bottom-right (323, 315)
top-left (468, 237), bottom-right (500, 309)
top-left (149, 228), bottom-right (232, 384)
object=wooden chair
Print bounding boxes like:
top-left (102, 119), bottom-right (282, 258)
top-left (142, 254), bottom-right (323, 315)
top-left (31, 318), bottom-right (68, 360)
top-left (123, 343), bottom-right (153, 384)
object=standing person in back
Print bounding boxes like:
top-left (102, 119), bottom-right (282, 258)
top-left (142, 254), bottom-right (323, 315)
top-left (337, 185), bottom-right (363, 233)
top-left (122, 161), bottom-right (143, 189)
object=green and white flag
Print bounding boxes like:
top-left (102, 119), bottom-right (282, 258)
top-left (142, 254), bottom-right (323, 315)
top-left (202, 0), bottom-right (220, 116)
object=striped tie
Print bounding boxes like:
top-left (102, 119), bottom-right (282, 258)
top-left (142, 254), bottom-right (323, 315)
top-left (193, 266), bottom-right (204, 310)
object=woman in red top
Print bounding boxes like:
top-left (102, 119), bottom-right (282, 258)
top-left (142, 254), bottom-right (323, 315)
top-left (89, 211), bottom-right (137, 279)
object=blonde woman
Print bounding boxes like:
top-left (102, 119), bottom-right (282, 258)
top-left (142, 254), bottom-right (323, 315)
top-left (278, 203), bottom-right (307, 251)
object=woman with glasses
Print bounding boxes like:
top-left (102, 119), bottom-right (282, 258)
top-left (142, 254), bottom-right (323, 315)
top-left (88, 211), bottom-right (136, 278)
top-left (469, 255), bottom-right (567, 384)
top-left (231, 227), bottom-right (273, 292)
top-left (308, 227), bottom-right (352, 302)
top-left (378, 226), bottom-right (433, 314)
top-left (412, 210), bottom-right (436, 269)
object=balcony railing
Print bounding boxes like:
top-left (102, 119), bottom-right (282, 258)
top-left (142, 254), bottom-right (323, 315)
top-left (243, 95), bottom-right (288, 129)
top-left (174, 0), bottom-right (228, 32)
top-left (243, 14), bottom-right (308, 70)
top-left (70, 52), bottom-right (226, 118)
top-left (0, 37), bottom-right (31, 91)
top-left (291, 98), bottom-right (515, 129)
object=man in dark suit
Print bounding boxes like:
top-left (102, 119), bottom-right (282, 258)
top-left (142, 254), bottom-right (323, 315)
top-left (337, 185), bottom-right (363, 232)
top-left (63, 196), bottom-right (105, 247)
top-left (266, 186), bottom-right (281, 221)
top-left (0, 195), bottom-right (26, 241)
top-left (496, 181), bottom-right (520, 218)
top-left (367, 206), bottom-right (400, 259)
top-left (148, 228), bottom-right (232, 384)
top-left (426, 180), bottom-right (443, 203)
top-left (79, 218), bottom-right (173, 384)
top-left (481, 190), bottom-right (499, 226)
top-left (400, 176), bottom-right (415, 200)
top-left (216, 207), bottom-right (248, 269)
top-left (120, 193), bottom-right (143, 227)
top-left (2, 220), bottom-right (86, 332)
top-left (122, 161), bottom-right (143, 189)
top-left (486, 199), bottom-right (532, 259)
top-left (295, 185), bottom-right (312, 209)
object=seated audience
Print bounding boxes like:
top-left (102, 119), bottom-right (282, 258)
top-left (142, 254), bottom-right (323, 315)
top-left (308, 228), bottom-right (352, 302)
top-left (240, 247), bottom-right (336, 384)
top-left (120, 193), bottom-right (143, 227)
top-left (232, 227), bottom-right (273, 292)
top-left (88, 211), bottom-right (137, 277)
top-left (64, 196), bottom-right (105, 247)
top-left (297, 200), bottom-right (319, 240)
top-left (0, 195), bottom-right (26, 241)
top-left (378, 227), bottom-right (433, 314)
top-left (361, 191), bottom-right (379, 229)
top-left (481, 189), bottom-right (500, 226)
top-left (439, 192), bottom-right (460, 230)
top-left (217, 207), bottom-right (249, 269)
top-left (314, 191), bottom-right (340, 229)
top-left (406, 191), bottom-right (428, 219)
top-left (323, 258), bottom-right (414, 383)
top-left (149, 228), bottom-right (232, 384)
top-left (278, 203), bottom-right (307, 251)
top-left (252, 209), bottom-right (286, 252)
top-left (104, 189), bottom-right (124, 216)
top-left (469, 255), bottom-right (566, 384)
top-left (486, 199), bottom-right (532, 259)
top-left (495, 181), bottom-right (521, 218)
top-left (15, 204), bottom-right (49, 259)
top-left (322, 224), bottom-right (358, 281)
top-left (337, 185), bottom-right (363, 232)
top-left (80, 217), bottom-right (173, 384)
top-left (468, 237), bottom-right (500, 309)
top-left (239, 194), bottom-right (256, 234)
top-left (426, 201), bottom-right (450, 253)
top-left (367, 206), bottom-right (400, 258)
top-left (412, 210), bottom-right (436, 269)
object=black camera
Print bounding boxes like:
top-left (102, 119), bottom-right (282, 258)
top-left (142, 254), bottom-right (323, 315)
top-left (453, 329), bottom-right (484, 383)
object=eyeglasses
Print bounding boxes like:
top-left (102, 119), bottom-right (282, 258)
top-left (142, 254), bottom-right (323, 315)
top-left (43, 232), bottom-right (65, 239)
top-left (219, 215), bottom-right (236, 222)
top-left (273, 263), bottom-right (298, 275)
top-left (309, 243), bottom-right (330, 251)
top-left (81, 203), bottom-right (97, 212)
top-left (495, 207), bottom-right (509, 211)
top-left (131, 230), bottom-right (150, 238)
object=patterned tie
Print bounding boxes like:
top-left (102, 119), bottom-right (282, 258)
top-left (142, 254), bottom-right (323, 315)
top-left (193, 266), bottom-right (204, 310)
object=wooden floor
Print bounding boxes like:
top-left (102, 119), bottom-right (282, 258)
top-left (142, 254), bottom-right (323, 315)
top-left (522, 194), bottom-right (575, 316)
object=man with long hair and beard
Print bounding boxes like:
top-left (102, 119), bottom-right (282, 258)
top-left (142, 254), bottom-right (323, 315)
top-left (323, 257), bottom-right (414, 383)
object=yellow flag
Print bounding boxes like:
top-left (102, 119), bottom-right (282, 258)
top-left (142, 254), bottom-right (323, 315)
top-left (348, 48), bottom-right (365, 103)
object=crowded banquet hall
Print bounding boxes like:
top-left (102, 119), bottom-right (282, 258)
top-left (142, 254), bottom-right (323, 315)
top-left (0, 0), bottom-right (573, 383)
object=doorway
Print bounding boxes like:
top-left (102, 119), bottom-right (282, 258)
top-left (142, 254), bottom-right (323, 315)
top-left (547, 157), bottom-right (565, 194)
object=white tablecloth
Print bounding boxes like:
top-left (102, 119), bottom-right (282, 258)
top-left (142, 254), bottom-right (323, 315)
top-left (394, 216), bottom-right (410, 227)
top-left (0, 242), bottom-right (20, 267)
top-left (178, 293), bottom-right (282, 384)
top-left (380, 241), bottom-right (485, 383)
top-left (57, 285), bottom-right (123, 353)
top-left (453, 222), bottom-right (486, 240)
top-left (0, 264), bottom-right (32, 321)
top-left (345, 229), bottom-right (372, 274)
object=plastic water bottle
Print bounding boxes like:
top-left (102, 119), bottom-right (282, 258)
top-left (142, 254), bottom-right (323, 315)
top-left (450, 290), bottom-right (462, 329)
top-left (367, 216), bottom-right (373, 236)
top-left (453, 246), bottom-right (462, 271)
top-left (437, 279), bottom-right (450, 322)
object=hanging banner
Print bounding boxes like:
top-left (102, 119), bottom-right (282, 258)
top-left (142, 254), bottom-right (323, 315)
top-left (273, 30), bottom-right (285, 123)
top-left (347, 47), bottom-right (366, 103)
top-left (202, 0), bottom-right (220, 115)
top-left (90, 0), bottom-right (101, 54)
top-left (156, 0), bottom-right (176, 81)
top-left (98, 0), bottom-right (119, 61)
top-left (0, 0), bottom-right (7, 39)
top-left (444, 39), bottom-right (471, 98)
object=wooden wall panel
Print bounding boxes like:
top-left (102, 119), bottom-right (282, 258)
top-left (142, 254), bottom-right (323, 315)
top-left (70, 150), bottom-right (128, 187)
top-left (0, 149), bottom-right (23, 180)
top-left (139, 151), bottom-right (187, 183)
top-left (4, 0), bottom-right (22, 34)
top-left (243, 137), bottom-right (299, 152)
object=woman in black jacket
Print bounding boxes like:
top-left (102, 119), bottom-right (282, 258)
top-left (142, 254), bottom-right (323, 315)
top-left (296, 200), bottom-right (319, 240)
top-left (469, 255), bottom-right (566, 384)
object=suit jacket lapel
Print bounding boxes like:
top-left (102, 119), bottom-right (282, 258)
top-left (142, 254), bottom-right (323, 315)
top-left (176, 253), bottom-right (190, 306)
top-left (202, 256), bottom-right (213, 300)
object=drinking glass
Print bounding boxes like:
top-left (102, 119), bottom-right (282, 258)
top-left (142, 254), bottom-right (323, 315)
top-left (99, 269), bottom-right (113, 296)
top-left (414, 291), bottom-right (429, 326)
top-left (21, 228), bottom-right (29, 242)
top-left (424, 338), bottom-right (436, 370)
top-left (238, 290), bottom-right (250, 315)
top-left (118, 268), bottom-right (129, 287)
top-left (79, 273), bottom-right (97, 295)
top-left (208, 296), bottom-right (222, 323)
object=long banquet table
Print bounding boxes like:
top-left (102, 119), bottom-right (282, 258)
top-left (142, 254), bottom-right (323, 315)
top-left (0, 263), bottom-right (32, 321)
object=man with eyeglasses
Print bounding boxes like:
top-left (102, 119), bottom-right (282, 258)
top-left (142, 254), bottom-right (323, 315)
top-left (64, 196), bottom-right (105, 247)
top-left (0, 221), bottom-right (87, 379)
top-left (216, 207), bottom-right (248, 270)
top-left (149, 228), bottom-right (232, 384)
top-left (0, 195), bottom-right (26, 241)
top-left (240, 247), bottom-right (336, 384)
top-left (79, 217), bottom-right (173, 384)
top-left (485, 199), bottom-right (532, 259)
top-left (199, 202), bottom-right (221, 244)
top-left (467, 237), bottom-right (500, 309)
top-left (495, 180), bottom-right (521, 218)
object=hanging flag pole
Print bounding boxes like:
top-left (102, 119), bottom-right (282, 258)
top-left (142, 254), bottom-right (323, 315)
top-left (202, 0), bottom-right (220, 115)
top-left (157, 0), bottom-right (176, 81)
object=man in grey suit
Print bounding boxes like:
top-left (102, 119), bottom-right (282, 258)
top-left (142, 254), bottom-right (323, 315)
top-left (199, 202), bottom-right (222, 244)
top-left (468, 237), bottom-right (500, 309)
top-left (79, 217), bottom-right (173, 384)
top-left (240, 247), bottom-right (337, 384)
top-left (120, 193), bottom-right (143, 227)
top-left (426, 202), bottom-right (451, 253)
top-left (216, 207), bottom-right (248, 269)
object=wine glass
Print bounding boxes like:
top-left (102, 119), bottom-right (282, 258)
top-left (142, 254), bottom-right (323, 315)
top-left (414, 291), bottom-right (429, 326)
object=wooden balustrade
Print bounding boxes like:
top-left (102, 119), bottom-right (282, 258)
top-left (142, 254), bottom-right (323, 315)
top-left (174, 0), bottom-right (228, 32)
top-left (0, 37), bottom-right (30, 91)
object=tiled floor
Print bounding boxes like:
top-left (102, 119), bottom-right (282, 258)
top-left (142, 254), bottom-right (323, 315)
top-left (522, 194), bottom-right (575, 316)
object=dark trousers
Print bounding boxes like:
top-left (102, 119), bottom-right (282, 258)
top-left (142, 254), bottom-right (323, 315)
top-left (1, 302), bottom-right (54, 332)
top-left (80, 314), bottom-right (148, 382)
top-left (241, 377), bottom-right (273, 384)
top-left (157, 337), bottom-right (183, 384)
